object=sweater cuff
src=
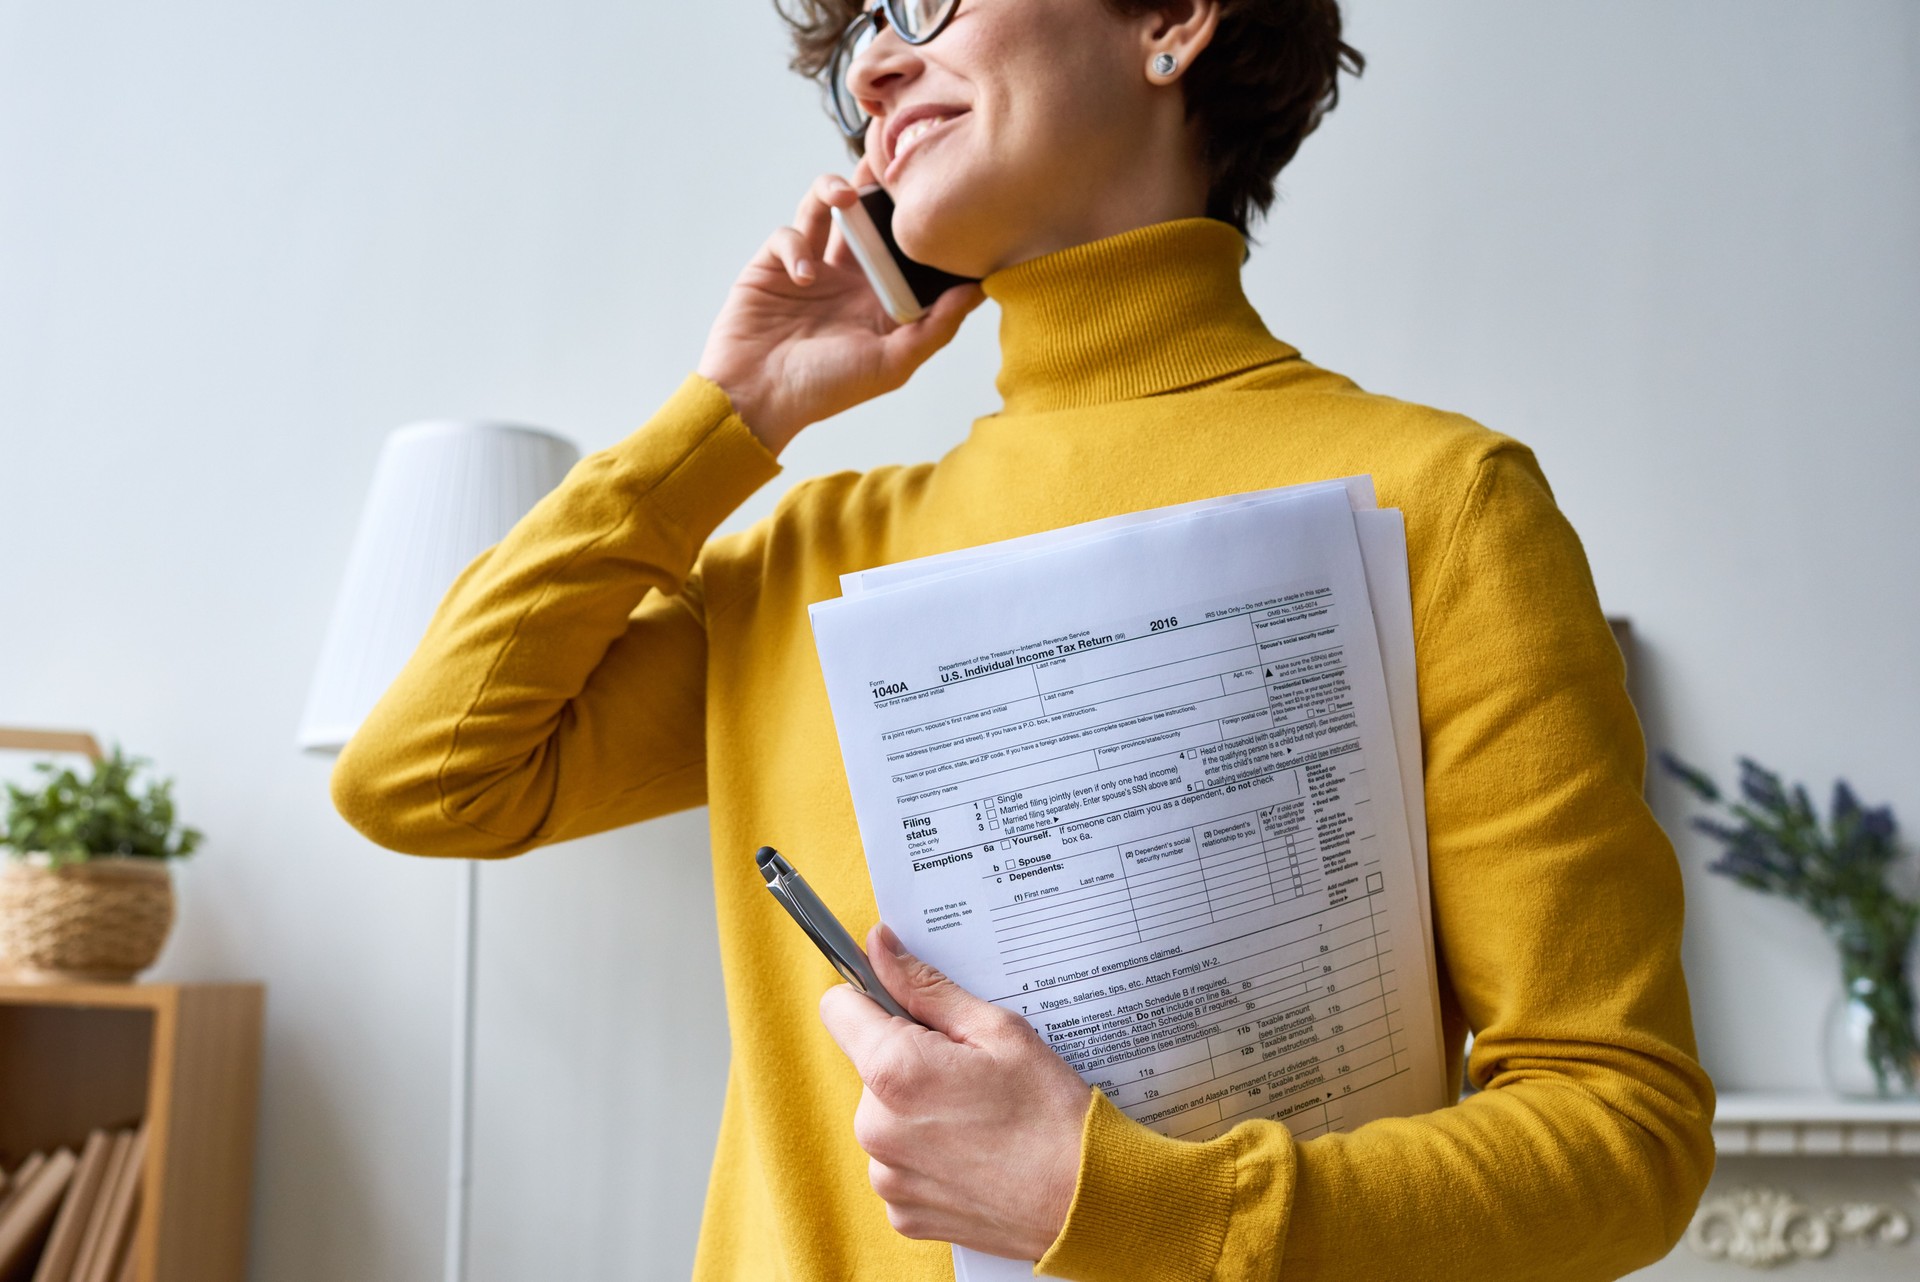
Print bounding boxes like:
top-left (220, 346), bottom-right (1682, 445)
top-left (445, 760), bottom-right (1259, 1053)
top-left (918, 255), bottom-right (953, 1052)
top-left (1035, 1090), bottom-right (1240, 1282)
top-left (605, 372), bottom-right (781, 556)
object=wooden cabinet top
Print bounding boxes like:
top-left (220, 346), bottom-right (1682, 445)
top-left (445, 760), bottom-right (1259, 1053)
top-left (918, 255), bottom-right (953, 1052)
top-left (0, 981), bottom-right (263, 1010)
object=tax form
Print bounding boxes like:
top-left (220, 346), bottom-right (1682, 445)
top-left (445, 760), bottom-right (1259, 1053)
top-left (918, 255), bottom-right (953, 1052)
top-left (811, 483), bottom-right (1447, 1279)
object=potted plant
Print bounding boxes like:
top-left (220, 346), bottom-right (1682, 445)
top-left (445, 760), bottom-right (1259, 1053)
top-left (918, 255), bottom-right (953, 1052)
top-left (0, 743), bottom-right (202, 982)
top-left (1661, 752), bottom-right (1919, 1098)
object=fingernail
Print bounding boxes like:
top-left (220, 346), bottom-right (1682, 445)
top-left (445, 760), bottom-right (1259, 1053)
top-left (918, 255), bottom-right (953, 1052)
top-left (878, 923), bottom-right (908, 957)
top-left (795, 258), bottom-right (814, 281)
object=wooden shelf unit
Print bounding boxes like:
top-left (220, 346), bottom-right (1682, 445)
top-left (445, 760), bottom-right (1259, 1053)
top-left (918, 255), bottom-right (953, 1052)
top-left (0, 982), bottom-right (263, 1282)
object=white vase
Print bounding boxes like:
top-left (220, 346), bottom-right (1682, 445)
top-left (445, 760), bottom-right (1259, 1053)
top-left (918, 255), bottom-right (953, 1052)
top-left (1817, 919), bottom-right (1920, 1100)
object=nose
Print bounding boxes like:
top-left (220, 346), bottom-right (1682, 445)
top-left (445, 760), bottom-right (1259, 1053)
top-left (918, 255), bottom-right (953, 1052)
top-left (844, 19), bottom-right (922, 122)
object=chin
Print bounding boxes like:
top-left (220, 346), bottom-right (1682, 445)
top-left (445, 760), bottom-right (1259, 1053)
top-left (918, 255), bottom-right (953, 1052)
top-left (889, 169), bottom-right (996, 280)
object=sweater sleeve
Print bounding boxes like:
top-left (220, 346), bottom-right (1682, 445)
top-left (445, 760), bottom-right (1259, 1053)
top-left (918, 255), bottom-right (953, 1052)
top-left (329, 373), bottom-right (781, 858)
top-left (1037, 445), bottom-right (1716, 1282)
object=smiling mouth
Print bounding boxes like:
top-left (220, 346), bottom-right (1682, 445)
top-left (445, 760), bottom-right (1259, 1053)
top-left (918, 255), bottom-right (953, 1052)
top-left (887, 111), bottom-right (969, 182)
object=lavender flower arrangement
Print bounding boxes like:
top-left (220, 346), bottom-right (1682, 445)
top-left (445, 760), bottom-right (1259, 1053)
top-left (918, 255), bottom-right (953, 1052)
top-left (1660, 752), bottom-right (1919, 1096)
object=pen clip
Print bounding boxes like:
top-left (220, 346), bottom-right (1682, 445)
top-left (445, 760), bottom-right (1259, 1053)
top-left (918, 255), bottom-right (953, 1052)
top-left (782, 886), bottom-right (870, 992)
top-left (756, 845), bottom-right (915, 1022)
top-left (758, 848), bottom-right (870, 993)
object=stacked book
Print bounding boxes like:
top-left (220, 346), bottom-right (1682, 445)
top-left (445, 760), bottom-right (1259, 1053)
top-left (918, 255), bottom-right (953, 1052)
top-left (0, 1125), bottom-right (146, 1282)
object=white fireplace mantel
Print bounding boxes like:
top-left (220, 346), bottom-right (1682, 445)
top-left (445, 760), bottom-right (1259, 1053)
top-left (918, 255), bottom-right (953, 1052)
top-left (1661, 1092), bottom-right (1920, 1274)
top-left (1711, 1091), bottom-right (1920, 1157)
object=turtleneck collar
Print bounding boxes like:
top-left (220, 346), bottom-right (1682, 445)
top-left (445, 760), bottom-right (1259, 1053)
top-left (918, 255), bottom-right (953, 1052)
top-left (978, 217), bottom-right (1297, 416)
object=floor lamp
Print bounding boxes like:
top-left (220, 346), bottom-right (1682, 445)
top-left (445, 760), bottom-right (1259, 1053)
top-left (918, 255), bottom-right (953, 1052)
top-left (296, 420), bottom-right (579, 1282)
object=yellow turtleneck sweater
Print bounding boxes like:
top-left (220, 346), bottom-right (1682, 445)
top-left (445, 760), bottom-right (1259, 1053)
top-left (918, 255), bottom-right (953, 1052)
top-left (331, 218), bottom-right (1715, 1280)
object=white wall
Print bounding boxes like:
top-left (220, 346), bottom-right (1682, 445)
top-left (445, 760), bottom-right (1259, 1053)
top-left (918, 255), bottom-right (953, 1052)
top-left (1, 1), bottom-right (1914, 1278)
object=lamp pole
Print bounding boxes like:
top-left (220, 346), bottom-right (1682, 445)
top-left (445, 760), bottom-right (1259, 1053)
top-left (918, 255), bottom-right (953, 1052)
top-left (298, 420), bottom-right (579, 1282)
top-left (446, 859), bottom-right (478, 1282)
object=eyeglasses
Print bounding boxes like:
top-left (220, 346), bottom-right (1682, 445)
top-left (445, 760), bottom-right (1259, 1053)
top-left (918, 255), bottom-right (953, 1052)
top-left (826, 0), bottom-right (963, 138)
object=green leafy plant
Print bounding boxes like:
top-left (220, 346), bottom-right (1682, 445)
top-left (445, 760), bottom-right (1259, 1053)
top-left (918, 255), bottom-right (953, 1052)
top-left (1661, 752), bottom-right (1918, 1096)
top-left (1, 743), bottom-right (203, 868)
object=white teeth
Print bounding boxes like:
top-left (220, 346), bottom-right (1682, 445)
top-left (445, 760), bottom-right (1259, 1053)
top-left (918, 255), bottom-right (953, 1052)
top-left (895, 114), bottom-right (953, 158)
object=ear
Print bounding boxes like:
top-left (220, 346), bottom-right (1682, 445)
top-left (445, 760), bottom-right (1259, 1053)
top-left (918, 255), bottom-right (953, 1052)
top-left (1137, 0), bottom-right (1221, 73)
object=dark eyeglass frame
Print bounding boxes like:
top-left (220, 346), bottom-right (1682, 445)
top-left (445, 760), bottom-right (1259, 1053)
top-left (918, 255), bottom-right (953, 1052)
top-left (827, 0), bottom-right (964, 139)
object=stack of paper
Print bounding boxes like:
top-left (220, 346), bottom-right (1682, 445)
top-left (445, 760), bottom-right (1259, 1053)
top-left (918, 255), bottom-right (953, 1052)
top-left (810, 479), bottom-right (1448, 1280)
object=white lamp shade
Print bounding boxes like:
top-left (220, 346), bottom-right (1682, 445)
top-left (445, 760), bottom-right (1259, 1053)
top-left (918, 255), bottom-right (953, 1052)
top-left (298, 420), bottom-right (580, 754)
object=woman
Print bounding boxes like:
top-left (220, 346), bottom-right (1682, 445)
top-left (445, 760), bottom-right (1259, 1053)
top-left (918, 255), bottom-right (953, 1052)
top-left (330, 0), bottom-right (1716, 1277)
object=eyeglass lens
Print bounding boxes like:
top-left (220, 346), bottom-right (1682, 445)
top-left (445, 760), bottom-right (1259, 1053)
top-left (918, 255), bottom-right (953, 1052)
top-left (893, 0), bottom-right (955, 38)
top-left (829, 0), bottom-right (959, 134)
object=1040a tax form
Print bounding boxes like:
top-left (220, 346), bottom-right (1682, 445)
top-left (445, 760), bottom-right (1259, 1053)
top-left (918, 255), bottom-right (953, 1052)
top-left (811, 480), bottom-right (1447, 1278)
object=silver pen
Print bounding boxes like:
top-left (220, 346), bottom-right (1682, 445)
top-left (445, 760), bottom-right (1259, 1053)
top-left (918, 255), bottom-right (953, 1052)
top-left (756, 846), bottom-right (917, 1023)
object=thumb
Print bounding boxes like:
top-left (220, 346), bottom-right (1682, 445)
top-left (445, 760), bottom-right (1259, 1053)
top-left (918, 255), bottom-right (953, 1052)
top-left (868, 922), bottom-right (1003, 1044)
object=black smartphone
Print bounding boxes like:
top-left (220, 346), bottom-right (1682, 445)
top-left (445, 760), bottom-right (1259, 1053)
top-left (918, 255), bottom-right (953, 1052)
top-left (830, 185), bottom-right (981, 324)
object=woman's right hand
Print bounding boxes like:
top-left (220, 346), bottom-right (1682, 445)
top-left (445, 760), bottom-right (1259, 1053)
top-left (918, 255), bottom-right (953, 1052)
top-left (695, 156), bottom-right (988, 457)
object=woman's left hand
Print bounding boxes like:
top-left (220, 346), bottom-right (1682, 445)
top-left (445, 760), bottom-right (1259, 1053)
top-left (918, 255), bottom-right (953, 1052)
top-left (819, 924), bottom-right (1092, 1260)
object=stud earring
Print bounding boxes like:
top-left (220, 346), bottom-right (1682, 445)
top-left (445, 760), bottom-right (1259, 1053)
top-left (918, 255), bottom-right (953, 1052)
top-left (1151, 51), bottom-right (1178, 78)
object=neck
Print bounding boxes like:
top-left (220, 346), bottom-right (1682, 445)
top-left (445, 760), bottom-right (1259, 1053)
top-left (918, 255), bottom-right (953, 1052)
top-left (973, 101), bottom-right (1214, 275)
top-left (986, 191), bottom-right (1206, 278)
top-left (979, 217), bottom-right (1296, 416)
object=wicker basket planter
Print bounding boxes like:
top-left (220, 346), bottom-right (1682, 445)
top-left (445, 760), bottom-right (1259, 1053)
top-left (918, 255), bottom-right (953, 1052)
top-left (0, 854), bottom-right (176, 982)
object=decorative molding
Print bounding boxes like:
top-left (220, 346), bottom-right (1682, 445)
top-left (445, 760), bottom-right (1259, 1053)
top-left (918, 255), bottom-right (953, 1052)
top-left (1686, 1185), bottom-right (1913, 1268)
top-left (1827, 1200), bottom-right (1911, 1245)
top-left (1712, 1092), bottom-right (1920, 1157)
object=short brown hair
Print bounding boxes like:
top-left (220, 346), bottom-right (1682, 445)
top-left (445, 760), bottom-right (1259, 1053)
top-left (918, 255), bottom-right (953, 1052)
top-left (773, 0), bottom-right (1364, 242)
